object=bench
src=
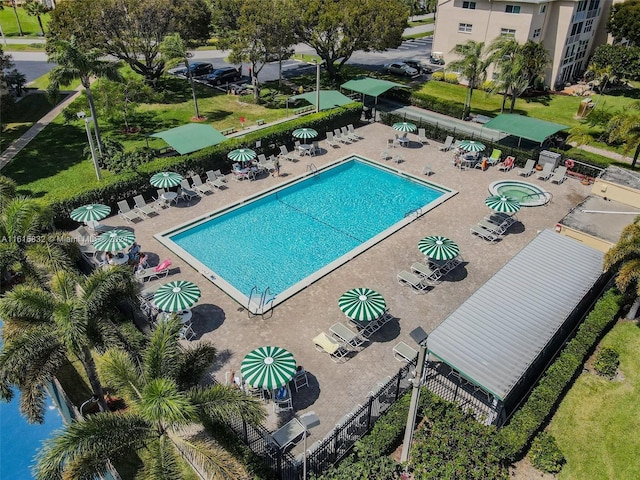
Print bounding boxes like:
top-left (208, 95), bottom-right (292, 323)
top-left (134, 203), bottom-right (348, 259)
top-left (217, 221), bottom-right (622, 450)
top-left (256, 119), bottom-right (265, 126)
top-left (393, 341), bottom-right (418, 363)
top-left (220, 127), bottom-right (236, 136)
top-left (271, 418), bottom-right (306, 451)
top-left (293, 105), bottom-right (315, 116)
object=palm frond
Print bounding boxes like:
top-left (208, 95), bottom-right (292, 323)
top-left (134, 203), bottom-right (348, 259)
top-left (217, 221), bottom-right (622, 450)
top-left (615, 258), bottom-right (640, 293)
top-left (96, 348), bottom-right (144, 404)
top-left (0, 284), bottom-right (55, 324)
top-left (175, 343), bottom-right (217, 391)
top-left (82, 266), bottom-right (138, 317)
top-left (136, 436), bottom-right (182, 480)
top-left (140, 378), bottom-right (197, 426)
top-left (144, 317), bottom-right (183, 382)
top-left (190, 384), bottom-right (266, 426)
top-left (25, 242), bottom-right (76, 277)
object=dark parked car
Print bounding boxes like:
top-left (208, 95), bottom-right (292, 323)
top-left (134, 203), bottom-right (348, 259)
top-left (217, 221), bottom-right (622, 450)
top-left (402, 59), bottom-right (432, 74)
top-left (167, 62), bottom-right (213, 77)
top-left (382, 62), bottom-right (419, 77)
top-left (205, 67), bottom-right (241, 85)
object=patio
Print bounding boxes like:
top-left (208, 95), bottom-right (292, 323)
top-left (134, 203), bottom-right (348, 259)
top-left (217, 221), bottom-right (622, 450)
top-left (85, 122), bottom-right (591, 451)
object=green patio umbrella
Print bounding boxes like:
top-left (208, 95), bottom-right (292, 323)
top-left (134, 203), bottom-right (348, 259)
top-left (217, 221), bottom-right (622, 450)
top-left (150, 171), bottom-right (183, 188)
top-left (92, 229), bottom-right (135, 252)
top-left (457, 140), bottom-right (486, 152)
top-left (338, 288), bottom-right (387, 322)
top-left (240, 346), bottom-right (297, 390)
top-left (153, 280), bottom-right (201, 312)
top-left (292, 128), bottom-right (318, 141)
top-left (418, 236), bottom-right (459, 261)
top-left (485, 195), bottom-right (521, 214)
top-left (392, 122), bottom-right (417, 133)
top-left (70, 204), bottom-right (110, 223)
top-left (228, 148), bottom-right (257, 163)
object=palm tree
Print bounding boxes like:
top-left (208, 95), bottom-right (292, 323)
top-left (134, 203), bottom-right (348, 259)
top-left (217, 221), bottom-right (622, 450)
top-left (0, 175), bottom-right (16, 208)
top-left (47, 36), bottom-right (122, 155)
top-left (447, 40), bottom-right (492, 119)
top-left (10, 0), bottom-right (23, 37)
top-left (0, 267), bottom-right (139, 421)
top-left (24, 0), bottom-right (50, 37)
top-left (160, 33), bottom-right (202, 119)
top-left (604, 217), bottom-right (640, 318)
top-left (607, 102), bottom-right (640, 168)
top-left (489, 37), bottom-right (524, 113)
top-left (35, 317), bottom-right (266, 479)
top-left (520, 40), bottom-right (550, 89)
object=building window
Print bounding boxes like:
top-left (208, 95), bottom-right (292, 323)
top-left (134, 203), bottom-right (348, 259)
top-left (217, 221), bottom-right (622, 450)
top-left (501, 28), bottom-right (516, 37)
top-left (533, 28), bottom-right (541, 38)
top-left (584, 19), bottom-right (593, 33)
top-left (462, 1), bottom-right (476, 8)
top-left (588, 0), bottom-right (599, 10)
top-left (539, 4), bottom-right (547, 13)
top-left (577, 0), bottom-right (586, 11)
top-left (458, 23), bottom-right (473, 33)
top-left (505, 5), bottom-right (521, 13)
top-left (570, 22), bottom-right (583, 35)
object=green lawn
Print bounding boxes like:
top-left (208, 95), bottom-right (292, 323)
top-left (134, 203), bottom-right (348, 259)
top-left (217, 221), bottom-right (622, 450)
top-left (548, 321), bottom-right (640, 480)
top-left (2, 42), bottom-right (46, 52)
top-left (0, 6), bottom-right (50, 37)
top-left (403, 31), bottom-right (433, 40)
top-left (408, 18), bottom-right (435, 27)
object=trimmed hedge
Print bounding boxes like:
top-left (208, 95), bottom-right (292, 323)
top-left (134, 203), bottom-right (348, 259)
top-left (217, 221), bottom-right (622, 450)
top-left (496, 289), bottom-right (621, 461)
top-left (50, 103), bottom-right (363, 228)
top-left (529, 432), bottom-right (565, 474)
top-left (409, 92), bottom-right (465, 119)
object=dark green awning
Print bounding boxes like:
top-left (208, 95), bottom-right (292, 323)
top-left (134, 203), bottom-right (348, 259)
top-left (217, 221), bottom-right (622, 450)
top-left (288, 90), bottom-right (355, 111)
top-left (483, 114), bottom-right (568, 144)
top-left (150, 124), bottom-right (227, 155)
top-left (341, 77), bottom-right (408, 97)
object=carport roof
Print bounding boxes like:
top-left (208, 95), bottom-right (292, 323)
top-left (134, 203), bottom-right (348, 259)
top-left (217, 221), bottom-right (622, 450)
top-left (289, 90), bottom-right (354, 111)
top-left (150, 124), bottom-right (227, 155)
top-left (483, 114), bottom-right (568, 143)
top-left (341, 77), bottom-right (408, 97)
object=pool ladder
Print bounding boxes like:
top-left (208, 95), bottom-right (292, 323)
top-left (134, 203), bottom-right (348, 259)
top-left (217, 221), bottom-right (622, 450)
top-left (404, 207), bottom-right (423, 218)
top-left (247, 286), bottom-right (275, 320)
top-left (521, 191), bottom-right (553, 206)
top-left (307, 163), bottom-right (318, 175)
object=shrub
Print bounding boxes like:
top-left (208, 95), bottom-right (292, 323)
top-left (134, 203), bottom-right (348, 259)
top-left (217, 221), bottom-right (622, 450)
top-left (444, 73), bottom-right (459, 84)
top-left (481, 80), bottom-right (495, 92)
top-left (407, 93), bottom-right (465, 119)
top-left (431, 71), bottom-right (444, 81)
top-left (529, 432), bottom-right (565, 474)
top-left (594, 346), bottom-right (619, 378)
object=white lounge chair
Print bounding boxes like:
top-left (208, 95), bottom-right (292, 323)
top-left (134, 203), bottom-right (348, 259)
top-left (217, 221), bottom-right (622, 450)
top-left (213, 169), bottom-right (226, 182)
top-left (470, 224), bottom-right (500, 242)
top-left (518, 159), bottom-right (536, 177)
top-left (206, 170), bottom-right (227, 189)
top-left (439, 135), bottom-right (454, 151)
top-left (477, 219), bottom-right (508, 235)
top-left (348, 124), bottom-right (363, 139)
top-left (133, 195), bottom-right (158, 217)
top-left (418, 128), bottom-right (428, 144)
top-left (550, 165), bottom-right (567, 184)
top-left (330, 323), bottom-right (366, 349)
top-left (313, 332), bottom-right (350, 362)
top-left (423, 164), bottom-right (434, 176)
top-left (380, 149), bottom-right (392, 161)
top-left (135, 260), bottom-right (172, 282)
top-left (326, 132), bottom-right (339, 148)
top-left (117, 200), bottom-right (142, 224)
top-left (537, 162), bottom-right (554, 181)
top-left (393, 341), bottom-right (418, 363)
top-left (334, 128), bottom-right (350, 144)
top-left (397, 270), bottom-right (430, 292)
top-left (191, 174), bottom-right (214, 194)
top-left (177, 182), bottom-right (198, 203)
top-left (411, 262), bottom-right (442, 284)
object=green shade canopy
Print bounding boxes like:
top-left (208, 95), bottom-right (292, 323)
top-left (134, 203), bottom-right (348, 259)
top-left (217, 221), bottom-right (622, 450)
top-left (292, 128), bottom-right (318, 139)
top-left (392, 122), bottom-right (417, 133)
top-left (150, 172), bottom-right (183, 188)
top-left (338, 288), bottom-right (387, 322)
top-left (458, 140), bottom-right (486, 152)
top-left (70, 204), bottom-right (110, 223)
top-left (228, 148), bottom-right (257, 162)
top-left (418, 236), bottom-right (459, 261)
top-left (240, 346), bottom-right (297, 390)
top-left (93, 229), bottom-right (135, 252)
top-left (341, 77), bottom-right (408, 98)
top-left (288, 90), bottom-right (354, 111)
top-left (153, 280), bottom-right (201, 312)
top-left (485, 195), bottom-right (521, 214)
top-left (149, 124), bottom-right (228, 155)
top-left (483, 114), bottom-right (568, 144)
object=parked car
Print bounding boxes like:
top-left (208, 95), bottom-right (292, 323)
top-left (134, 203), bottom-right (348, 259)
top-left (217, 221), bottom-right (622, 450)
top-left (402, 59), bottom-right (432, 74)
top-left (382, 62), bottom-right (419, 77)
top-left (429, 55), bottom-right (445, 66)
top-left (167, 62), bottom-right (213, 77)
top-left (204, 67), bottom-right (241, 85)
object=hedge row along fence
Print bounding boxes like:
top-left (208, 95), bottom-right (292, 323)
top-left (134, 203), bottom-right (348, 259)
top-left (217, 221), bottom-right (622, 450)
top-left (50, 103), bottom-right (363, 228)
top-left (496, 288), bottom-right (622, 461)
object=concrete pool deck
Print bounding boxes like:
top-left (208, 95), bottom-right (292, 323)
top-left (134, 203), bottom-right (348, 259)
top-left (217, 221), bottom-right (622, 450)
top-left (90, 122), bottom-right (592, 446)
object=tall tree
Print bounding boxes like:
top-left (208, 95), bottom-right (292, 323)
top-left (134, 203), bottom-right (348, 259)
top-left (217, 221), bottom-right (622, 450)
top-left (448, 40), bottom-right (492, 119)
top-left (161, 33), bottom-right (202, 118)
top-left (608, 0), bottom-right (640, 46)
top-left (24, 0), bottom-right (50, 36)
top-left (489, 37), bottom-right (522, 113)
top-left (47, 36), bottom-right (122, 155)
top-left (295, 0), bottom-right (408, 81)
top-left (604, 216), bottom-right (640, 317)
top-left (35, 317), bottom-right (266, 480)
top-left (520, 40), bottom-right (550, 88)
top-left (10, 0), bottom-right (23, 36)
top-left (0, 267), bottom-right (139, 421)
top-left (607, 102), bottom-right (640, 168)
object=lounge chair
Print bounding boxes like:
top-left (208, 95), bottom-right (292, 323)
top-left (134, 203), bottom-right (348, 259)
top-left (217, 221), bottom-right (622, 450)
top-left (487, 149), bottom-right (502, 166)
top-left (133, 195), bottom-right (158, 217)
top-left (477, 218), bottom-right (507, 235)
top-left (393, 153), bottom-right (403, 165)
top-left (423, 164), bottom-right (434, 176)
top-left (191, 174), bottom-right (214, 194)
top-left (411, 262), bottom-right (442, 284)
top-left (335, 129), bottom-right (350, 144)
top-left (439, 135), bottom-right (454, 151)
top-left (206, 170), bottom-right (227, 189)
top-left (537, 162), bottom-right (554, 180)
top-left (330, 323), bottom-right (366, 349)
top-left (393, 341), bottom-right (418, 363)
top-left (313, 332), bottom-right (350, 362)
top-left (485, 212), bottom-right (517, 228)
top-left (117, 200), bottom-right (143, 224)
top-left (85, 220), bottom-right (115, 234)
top-left (326, 132), bottom-right (339, 148)
top-left (213, 169), bottom-right (226, 182)
top-left (397, 270), bottom-right (430, 292)
top-left (271, 418), bottom-right (306, 450)
top-left (550, 165), bottom-right (567, 184)
top-left (380, 149), bottom-right (392, 161)
top-left (417, 128), bottom-right (428, 144)
top-left (135, 259), bottom-right (172, 282)
top-left (497, 156), bottom-right (515, 172)
top-left (342, 126), bottom-right (359, 142)
top-left (518, 159), bottom-right (536, 177)
top-left (470, 224), bottom-right (500, 242)
top-left (279, 145), bottom-right (298, 161)
top-left (348, 124), bottom-right (363, 139)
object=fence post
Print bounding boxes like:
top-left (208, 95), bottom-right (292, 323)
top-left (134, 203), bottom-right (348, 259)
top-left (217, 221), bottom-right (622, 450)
top-left (366, 395), bottom-right (374, 431)
top-left (242, 419), bottom-right (248, 444)
top-left (395, 371), bottom-right (402, 400)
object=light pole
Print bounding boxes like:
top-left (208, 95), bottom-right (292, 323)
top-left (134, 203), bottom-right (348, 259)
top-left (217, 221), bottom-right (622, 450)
top-left (313, 60), bottom-right (321, 113)
top-left (299, 411), bottom-right (320, 480)
top-left (77, 111), bottom-right (101, 181)
top-left (400, 327), bottom-right (429, 465)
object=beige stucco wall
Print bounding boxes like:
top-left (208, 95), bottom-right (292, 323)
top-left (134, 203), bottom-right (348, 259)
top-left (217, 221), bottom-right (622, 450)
top-left (591, 179), bottom-right (640, 208)
top-left (557, 225), bottom-right (613, 252)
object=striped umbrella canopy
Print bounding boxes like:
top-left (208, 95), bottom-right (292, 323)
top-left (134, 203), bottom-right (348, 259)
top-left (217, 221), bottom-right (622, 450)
top-left (457, 140), bottom-right (486, 152)
top-left (392, 122), bottom-right (417, 133)
top-left (418, 236), bottom-right (459, 261)
top-left (228, 148), bottom-right (257, 163)
top-left (153, 280), bottom-right (201, 312)
top-left (485, 195), bottom-right (521, 214)
top-left (92, 229), bottom-right (135, 252)
top-left (338, 288), bottom-right (387, 322)
top-left (292, 128), bottom-right (318, 139)
top-left (70, 204), bottom-right (110, 223)
top-left (150, 171), bottom-right (183, 188)
top-left (240, 346), bottom-right (297, 390)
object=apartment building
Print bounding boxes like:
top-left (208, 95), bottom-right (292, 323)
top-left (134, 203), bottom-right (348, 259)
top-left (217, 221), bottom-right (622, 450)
top-left (432, 0), bottom-right (612, 90)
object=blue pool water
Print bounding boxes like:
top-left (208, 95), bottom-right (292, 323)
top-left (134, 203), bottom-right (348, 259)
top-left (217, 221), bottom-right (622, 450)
top-left (170, 158), bottom-right (447, 303)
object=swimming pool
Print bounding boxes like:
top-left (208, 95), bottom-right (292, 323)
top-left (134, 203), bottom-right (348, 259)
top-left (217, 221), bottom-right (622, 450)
top-left (489, 180), bottom-right (551, 207)
top-left (157, 157), bottom-right (455, 312)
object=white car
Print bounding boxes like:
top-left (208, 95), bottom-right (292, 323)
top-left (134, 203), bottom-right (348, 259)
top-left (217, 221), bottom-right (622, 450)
top-left (382, 62), bottom-right (419, 77)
